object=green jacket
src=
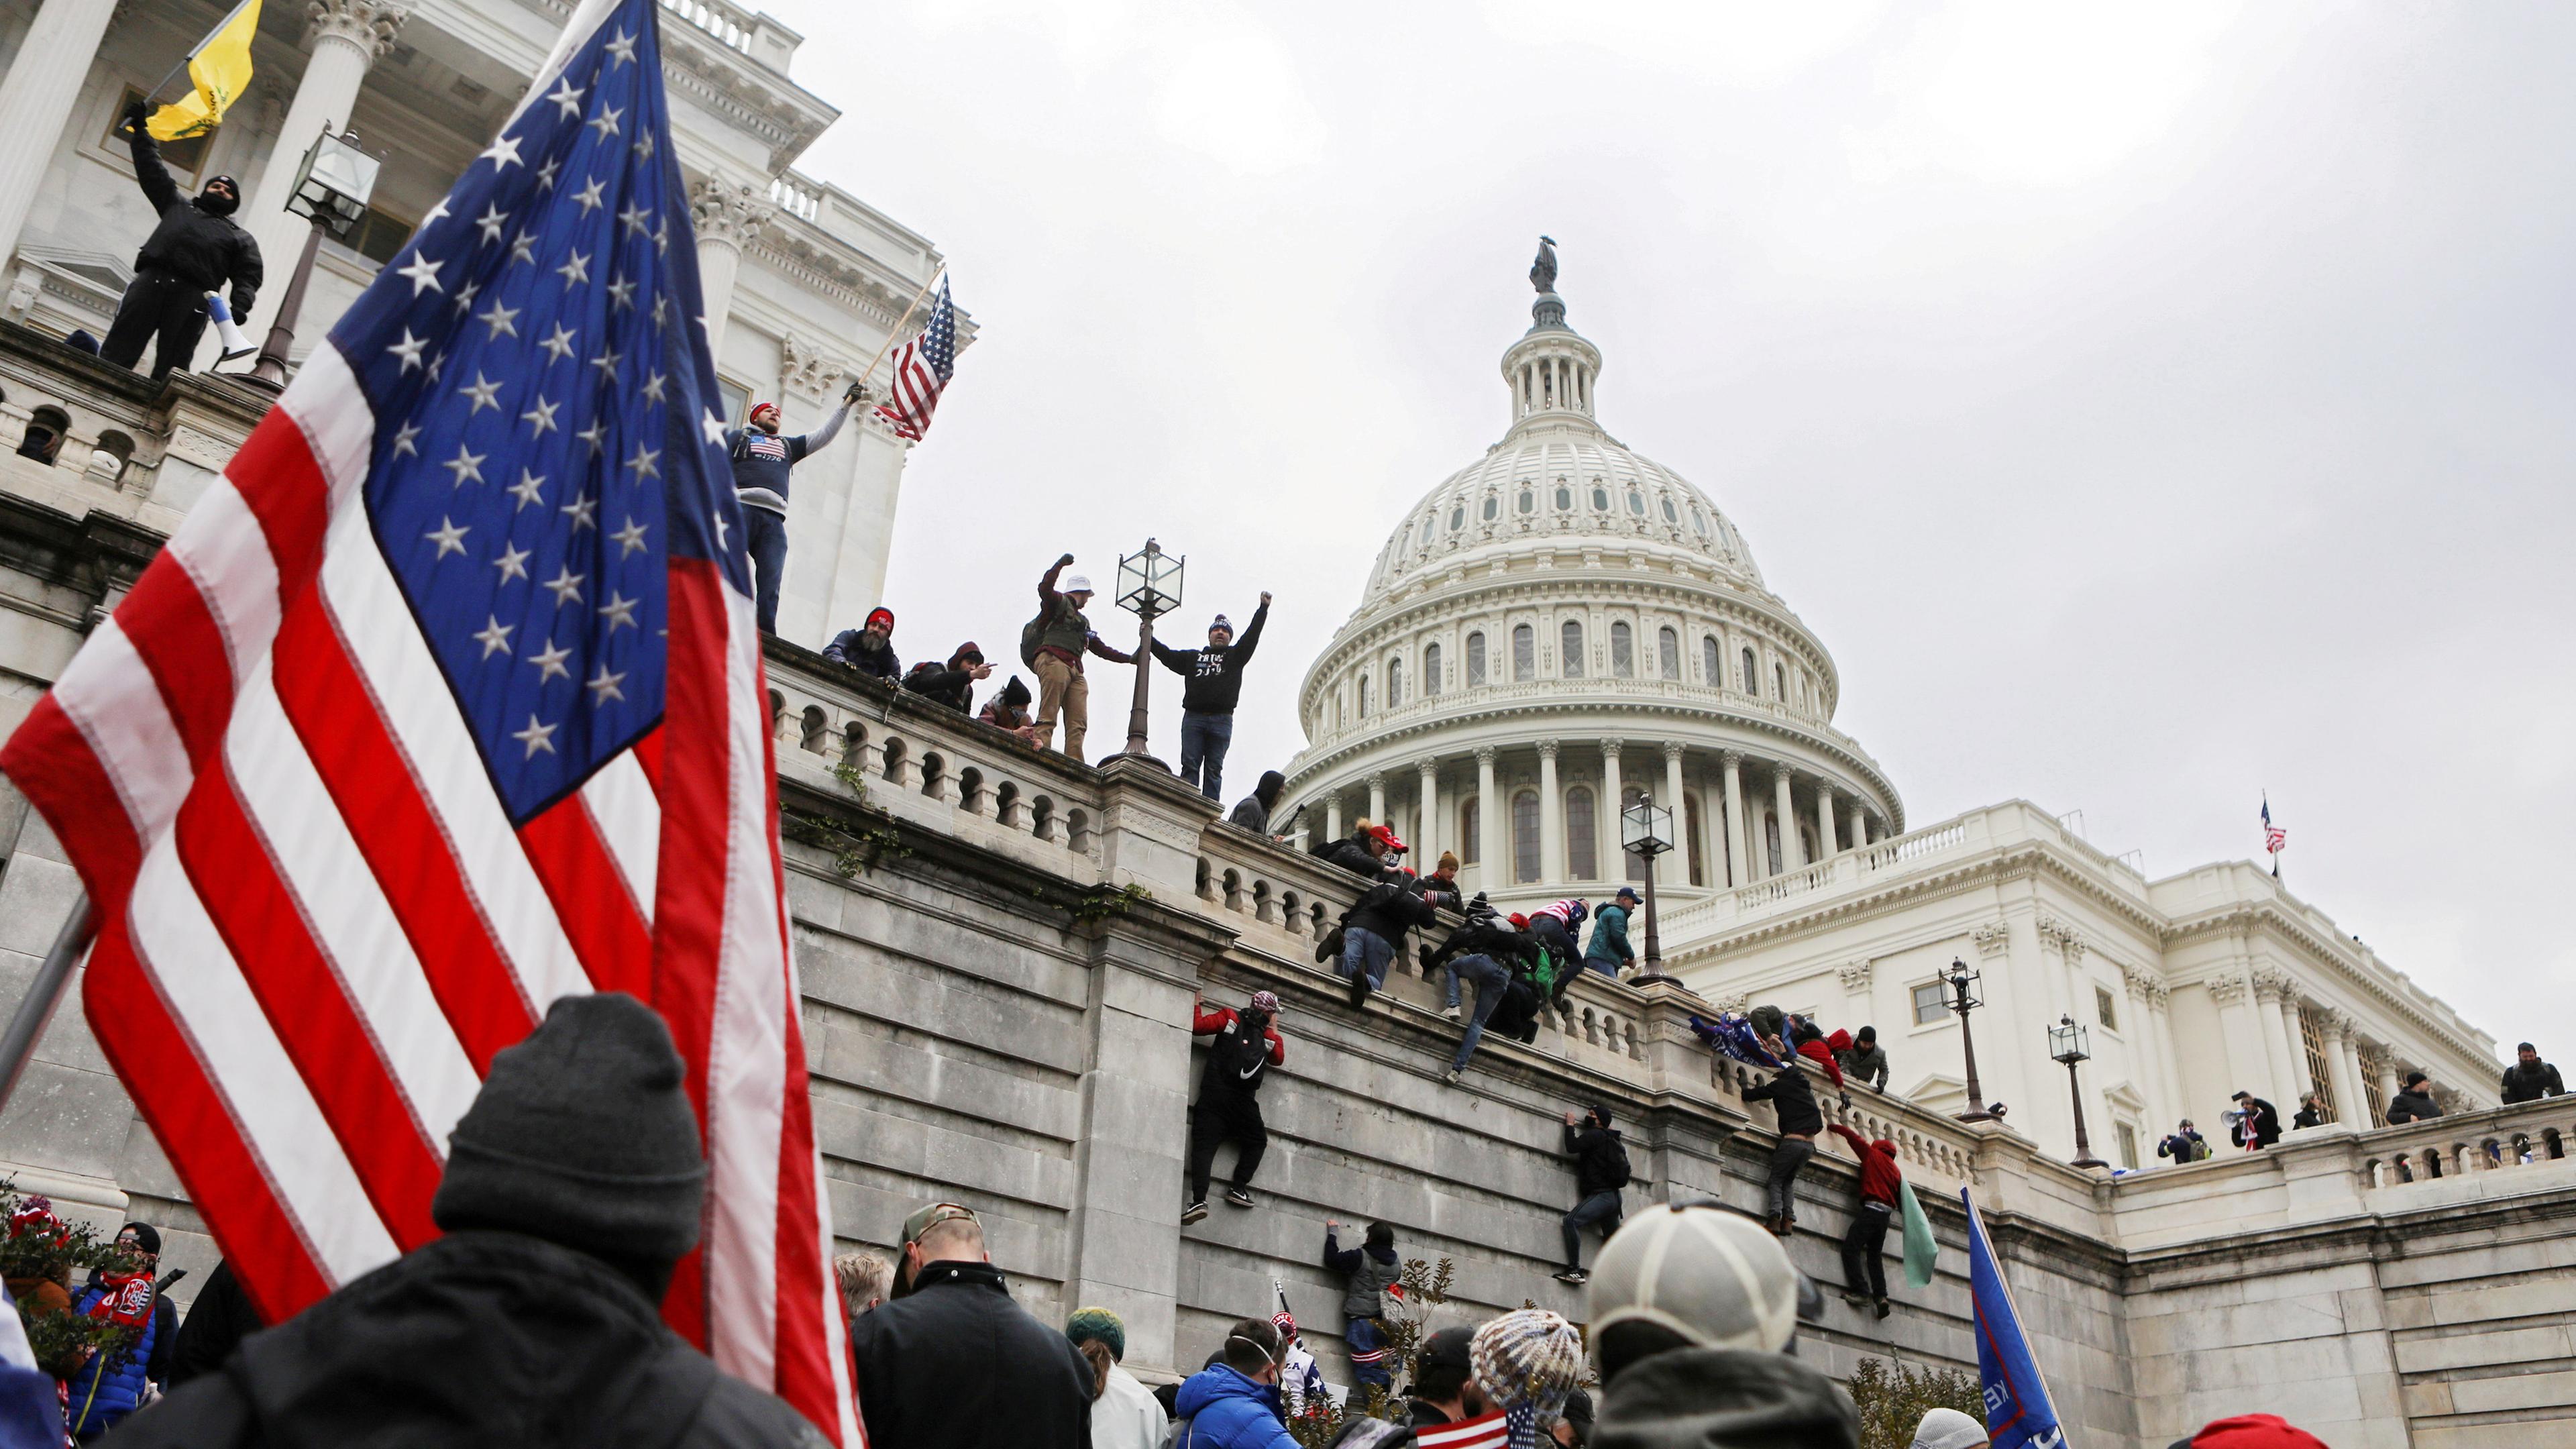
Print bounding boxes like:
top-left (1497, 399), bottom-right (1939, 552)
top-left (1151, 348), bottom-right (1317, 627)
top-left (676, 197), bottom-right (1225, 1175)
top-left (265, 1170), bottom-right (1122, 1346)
top-left (1585, 904), bottom-right (1633, 967)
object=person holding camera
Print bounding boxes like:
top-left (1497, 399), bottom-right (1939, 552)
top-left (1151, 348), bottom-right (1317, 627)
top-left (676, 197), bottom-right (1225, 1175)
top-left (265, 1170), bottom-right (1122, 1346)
top-left (1184, 989), bottom-right (1286, 1225)
top-left (725, 379), bottom-right (869, 635)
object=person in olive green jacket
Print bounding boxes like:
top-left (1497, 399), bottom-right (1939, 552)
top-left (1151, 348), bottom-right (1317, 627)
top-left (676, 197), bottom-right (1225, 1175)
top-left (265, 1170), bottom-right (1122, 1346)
top-left (1030, 554), bottom-right (1135, 764)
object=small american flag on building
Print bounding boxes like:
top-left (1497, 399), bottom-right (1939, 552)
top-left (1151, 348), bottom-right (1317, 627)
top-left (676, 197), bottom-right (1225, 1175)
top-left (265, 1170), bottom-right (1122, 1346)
top-left (872, 276), bottom-right (957, 441)
top-left (0, 0), bottom-right (855, 1437)
top-left (2263, 796), bottom-right (2286, 856)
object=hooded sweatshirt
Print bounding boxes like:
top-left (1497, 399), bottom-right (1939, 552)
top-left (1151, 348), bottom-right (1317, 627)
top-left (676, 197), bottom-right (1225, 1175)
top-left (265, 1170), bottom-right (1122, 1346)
top-left (824, 628), bottom-right (902, 681)
top-left (125, 123), bottom-right (261, 315)
top-left (1230, 771), bottom-right (1287, 834)
top-left (1595, 1346), bottom-right (1860, 1449)
top-left (1173, 1364), bottom-right (1298, 1449)
top-left (1825, 1124), bottom-right (1901, 1207)
top-left (1149, 600), bottom-right (1269, 715)
top-left (1324, 1229), bottom-right (1403, 1321)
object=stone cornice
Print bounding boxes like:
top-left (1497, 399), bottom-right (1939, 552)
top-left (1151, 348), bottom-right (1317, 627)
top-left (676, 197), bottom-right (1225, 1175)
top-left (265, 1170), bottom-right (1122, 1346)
top-left (657, 20), bottom-right (839, 172)
top-left (2159, 903), bottom-right (2494, 1071)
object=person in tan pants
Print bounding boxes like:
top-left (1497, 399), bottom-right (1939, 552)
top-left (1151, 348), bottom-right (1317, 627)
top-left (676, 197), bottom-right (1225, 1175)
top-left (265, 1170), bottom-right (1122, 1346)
top-left (1031, 554), bottom-right (1134, 763)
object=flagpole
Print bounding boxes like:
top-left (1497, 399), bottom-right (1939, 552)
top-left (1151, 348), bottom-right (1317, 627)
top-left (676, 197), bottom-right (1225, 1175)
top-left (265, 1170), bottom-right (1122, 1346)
top-left (0, 895), bottom-right (95, 1115)
top-left (855, 265), bottom-right (944, 390)
top-left (144, 0), bottom-right (258, 105)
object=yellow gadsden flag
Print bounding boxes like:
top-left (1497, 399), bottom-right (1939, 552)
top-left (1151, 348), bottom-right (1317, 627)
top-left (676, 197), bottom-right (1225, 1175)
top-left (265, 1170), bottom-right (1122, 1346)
top-left (147, 0), bottom-right (260, 142)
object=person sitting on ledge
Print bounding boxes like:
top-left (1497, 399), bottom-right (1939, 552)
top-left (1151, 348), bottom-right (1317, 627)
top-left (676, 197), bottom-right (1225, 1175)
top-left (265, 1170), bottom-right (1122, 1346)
top-left (902, 642), bottom-right (991, 712)
top-left (824, 606), bottom-right (903, 682)
top-left (2384, 1073), bottom-right (2442, 1124)
top-left (1230, 770), bottom-right (1288, 837)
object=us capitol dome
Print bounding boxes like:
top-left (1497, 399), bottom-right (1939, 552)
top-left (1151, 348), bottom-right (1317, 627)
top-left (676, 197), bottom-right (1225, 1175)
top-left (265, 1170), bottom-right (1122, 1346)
top-left (1280, 254), bottom-right (1903, 924)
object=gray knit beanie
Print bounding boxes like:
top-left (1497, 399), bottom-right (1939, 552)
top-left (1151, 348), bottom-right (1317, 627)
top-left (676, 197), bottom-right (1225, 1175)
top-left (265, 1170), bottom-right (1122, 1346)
top-left (431, 992), bottom-right (708, 1264)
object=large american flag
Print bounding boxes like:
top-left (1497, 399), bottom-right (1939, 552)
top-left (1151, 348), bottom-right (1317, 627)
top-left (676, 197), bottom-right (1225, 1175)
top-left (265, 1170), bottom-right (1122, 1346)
top-left (0, 0), bottom-right (856, 1437)
top-left (871, 276), bottom-right (956, 441)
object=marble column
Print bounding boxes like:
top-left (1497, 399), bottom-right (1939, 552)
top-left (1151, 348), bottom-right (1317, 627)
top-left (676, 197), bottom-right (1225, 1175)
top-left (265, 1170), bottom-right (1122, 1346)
top-left (1417, 759), bottom-right (1440, 866)
top-left (2326, 1014), bottom-right (2366, 1125)
top-left (1815, 781), bottom-right (1839, 858)
top-left (1476, 747), bottom-right (1499, 891)
top-left (1720, 751), bottom-right (1748, 886)
top-left (1601, 739), bottom-right (1623, 878)
top-left (242, 0), bottom-right (408, 327)
top-left (690, 175), bottom-right (775, 360)
top-left (1847, 802), bottom-right (1867, 853)
top-left (1324, 794), bottom-right (1342, 843)
top-left (0, 0), bottom-right (120, 268)
top-left (1366, 773), bottom-right (1387, 828)
top-left (2371, 1052), bottom-right (2400, 1114)
top-left (1772, 766), bottom-right (1801, 872)
top-left (2251, 973), bottom-right (2297, 1105)
top-left (1537, 742), bottom-right (1562, 887)
top-left (2276, 987), bottom-right (2316, 1105)
top-left (2209, 973), bottom-right (2272, 1106)
top-left (1662, 742), bottom-right (1687, 886)
top-left (2140, 979), bottom-right (2181, 1132)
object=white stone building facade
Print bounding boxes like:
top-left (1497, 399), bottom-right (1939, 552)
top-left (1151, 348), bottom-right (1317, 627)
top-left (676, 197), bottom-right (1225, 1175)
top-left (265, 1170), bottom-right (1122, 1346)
top-left (0, 0), bottom-right (946, 651)
top-left (1283, 277), bottom-right (2501, 1169)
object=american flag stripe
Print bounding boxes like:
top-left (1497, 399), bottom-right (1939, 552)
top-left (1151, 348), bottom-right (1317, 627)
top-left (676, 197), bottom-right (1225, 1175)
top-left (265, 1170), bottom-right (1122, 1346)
top-left (0, 0), bottom-right (859, 1436)
top-left (871, 277), bottom-right (957, 443)
top-left (1417, 1409), bottom-right (1510, 1449)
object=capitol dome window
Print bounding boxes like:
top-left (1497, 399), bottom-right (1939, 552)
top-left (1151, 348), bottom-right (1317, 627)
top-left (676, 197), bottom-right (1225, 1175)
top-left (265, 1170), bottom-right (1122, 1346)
top-left (1702, 636), bottom-right (1720, 684)
top-left (1424, 643), bottom-right (1442, 696)
top-left (1387, 655), bottom-right (1406, 706)
top-left (1466, 631), bottom-right (1487, 686)
top-left (1459, 798), bottom-right (1479, 865)
top-left (1566, 787), bottom-right (1599, 880)
top-left (1561, 621), bottom-right (1585, 678)
top-left (1450, 506), bottom-right (1464, 531)
top-left (1482, 496), bottom-right (1499, 521)
top-left (1611, 622), bottom-right (1635, 678)
top-left (1774, 663), bottom-right (1787, 700)
top-left (1555, 485), bottom-right (1572, 511)
top-left (1661, 497), bottom-right (1678, 523)
top-left (1683, 796), bottom-right (1706, 885)
top-left (1690, 507), bottom-right (1709, 536)
top-left (1591, 486), bottom-right (1609, 511)
top-left (1740, 647), bottom-right (1758, 694)
top-left (1512, 625), bottom-right (1534, 682)
top-left (1627, 490), bottom-right (1646, 516)
top-left (1658, 627), bottom-right (1680, 680)
top-left (1511, 790), bottom-right (1540, 883)
top-left (1358, 674), bottom-right (1373, 717)
top-left (1517, 488), bottom-right (1534, 515)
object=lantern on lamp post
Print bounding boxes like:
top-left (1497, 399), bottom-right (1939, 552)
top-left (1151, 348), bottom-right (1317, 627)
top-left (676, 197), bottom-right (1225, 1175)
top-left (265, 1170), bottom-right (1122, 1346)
top-left (1945, 959), bottom-right (1998, 1123)
top-left (1618, 796), bottom-right (1676, 983)
top-left (1111, 538), bottom-right (1184, 767)
top-left (247, 125), bottom-right (382, 390)
top-left (2050, 1014), bottom-right (2109, 1169)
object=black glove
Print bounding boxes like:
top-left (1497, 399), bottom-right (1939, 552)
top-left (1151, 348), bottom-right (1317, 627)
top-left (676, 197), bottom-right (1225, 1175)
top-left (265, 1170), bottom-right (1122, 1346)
top-left (229, 286), bottom-right (256, 323)
top-left (123, 99), bottom-right (150, 135)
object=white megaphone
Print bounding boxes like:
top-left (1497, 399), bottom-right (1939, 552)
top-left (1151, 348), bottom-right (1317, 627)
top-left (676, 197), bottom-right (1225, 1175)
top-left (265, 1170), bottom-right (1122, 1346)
top-left (204, 292), bottom-right (256, 363)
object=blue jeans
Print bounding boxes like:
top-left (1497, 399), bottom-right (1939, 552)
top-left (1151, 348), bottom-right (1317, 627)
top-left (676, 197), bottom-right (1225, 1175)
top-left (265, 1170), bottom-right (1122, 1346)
top-left (1339, 926), bottom-right (1395, 994)
top-left (1347, 1316), bottom-right (1392, 1389)
top-left (1563, 1189), bottom-right (1622, 1268)
top-left (1179, 711), bottom-right (1233, 800)
top-left (742, 505), bottom-right (788, 635)
top-left (1446, 955), bottom-right (1507, 1073)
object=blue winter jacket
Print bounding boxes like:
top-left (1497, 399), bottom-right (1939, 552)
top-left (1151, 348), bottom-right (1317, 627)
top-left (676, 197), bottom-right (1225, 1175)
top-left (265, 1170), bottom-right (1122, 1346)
top-left (66, 1281), bottom-right (161, 1436)
top-left (1174, 1364), bottom-right (1299, 1449)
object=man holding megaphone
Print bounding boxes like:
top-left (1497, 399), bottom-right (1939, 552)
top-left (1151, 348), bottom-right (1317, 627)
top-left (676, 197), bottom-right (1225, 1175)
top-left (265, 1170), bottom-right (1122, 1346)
top-left (103, 98), bottom-right (262, 380)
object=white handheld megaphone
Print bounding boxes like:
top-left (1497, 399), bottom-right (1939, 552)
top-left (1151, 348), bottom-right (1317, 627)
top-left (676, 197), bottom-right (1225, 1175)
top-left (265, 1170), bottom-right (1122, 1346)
top-left (205, 292), bottom-right (256, 363)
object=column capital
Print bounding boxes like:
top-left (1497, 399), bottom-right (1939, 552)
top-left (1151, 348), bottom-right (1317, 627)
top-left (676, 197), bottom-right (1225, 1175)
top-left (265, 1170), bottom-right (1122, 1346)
top-left (2206, 971), bottom-right (2251, 1005)
top-left (1474, 745), bottom-right (1498, 765)
top-left (2252, 966), bottom-right (2298, 1004)
top-left (690, 174), bottom-right (776, 252)
top-left (1417, 757), bottom-right (1438, 778)
top-left (1719, 749), bottom-right (1743, 769)
top-left (307, 0), bottom-right (408, 58)
top-left (1599, 738), bottom-right (1622, 760)
top-left (1663, 739), bottom-right (1686, 764)
top-left (1536, 741), bottom-right (1559, 762)
top-left (1366, 771), bottom-right (1387, 788)
top-left (777, 333), bottom-right (849, 404)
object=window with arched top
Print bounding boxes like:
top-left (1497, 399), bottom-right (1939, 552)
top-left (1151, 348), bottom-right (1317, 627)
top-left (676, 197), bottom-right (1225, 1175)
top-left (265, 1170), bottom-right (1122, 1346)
top-left (1517, 488), bottom-right (1534, 514)
top-left (1591, 485), bottom-right (1610, 511)
top-left (1627, 490), bottom-right (1646, 515)
top-left (1684, 795), bottom-right (1706, 885)
top-left (1703, 635), bottom-right (1720, 684)
top-left (1775, 663), bottom-right (1786, 700)
top-left (1482, 496), bottom-right (1499, 521)
top-left (1460, 798), bottom-right (1481, 865)
top-left (1658, 627), bottom-right (1680, 680)
top-left (1512, 790), bottom-right (1541, 883)
top-left (1566, 786), bottom-right (1598, 880)
top-left (1611, 621), bottom-right (1634, 678)
top-left (1387, 654), bottom-right (1405, 706)
top-left (1466, 631), bottom-right (1487, 686)
top-left (1358, 674), bottom-right (1373, 716)
top-left (1512, 625), bottom-right (1534, 682)
top-left (1554, 484), bottom-right (1572, 510)
top-left (1561, 621), bottom-right (1585, 678)
top-left (1424, 642), bottom-right (1443, 696)
top-left (1741, 647), bottom-right (1758, 693)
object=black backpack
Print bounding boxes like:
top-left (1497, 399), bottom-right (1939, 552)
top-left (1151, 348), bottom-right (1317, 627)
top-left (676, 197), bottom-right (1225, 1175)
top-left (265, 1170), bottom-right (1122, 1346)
top-left (1210, 1014), bottom-right (1273, 1090)
top-left (1588, 1130), bottom-right (1632, 1186)
top-left (1019, 610), bottom-right (1046, 670)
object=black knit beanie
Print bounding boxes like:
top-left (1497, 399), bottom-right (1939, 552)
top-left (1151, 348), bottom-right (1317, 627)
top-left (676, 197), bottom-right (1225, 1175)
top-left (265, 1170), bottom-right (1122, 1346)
top-left (431, 993), bottom-right (707, 1265)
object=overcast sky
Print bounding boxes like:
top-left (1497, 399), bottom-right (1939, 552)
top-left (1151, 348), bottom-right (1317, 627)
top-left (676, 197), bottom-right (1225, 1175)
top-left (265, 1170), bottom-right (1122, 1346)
top-left (776, 1), bottom-right (2576, 1063)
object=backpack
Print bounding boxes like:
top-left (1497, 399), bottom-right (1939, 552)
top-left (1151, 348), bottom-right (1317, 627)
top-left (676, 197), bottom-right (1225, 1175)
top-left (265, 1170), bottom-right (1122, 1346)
top-left (1211, 1015), bottom-right (1273, 1089)
top-left (1597, 1132), bottom-right (1633, 1185)
top-left (1019, 610), bottom-right (1046, 669)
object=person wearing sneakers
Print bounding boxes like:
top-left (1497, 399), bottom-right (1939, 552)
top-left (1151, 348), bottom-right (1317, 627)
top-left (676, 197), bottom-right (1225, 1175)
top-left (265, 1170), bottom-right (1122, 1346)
top-left (1185, 990), bottom-right (1286, 1224)
top-left (1825, 1121), bottom-right (1901, 1320)
top-left (1526, 900), bottom-right (1589, 1008)
top-left (1585, 1203), bottom-right (1858, 1449)
top-left (1322, 1220), bottom-right (1404, 1394)
top-left (1029, 554), bottom-right (1137, 763)
top-left (1336, 832), bottom-right (1439, 1010)
top-left (1741, 1035), bottom-right (1824, 1237)
top-left (726, 382), bottom-right (863, 635)
top-left (1554, 1105), bottom-right (1629, 1285)
top-left (1423, 894), bottom-right (1531, 1083)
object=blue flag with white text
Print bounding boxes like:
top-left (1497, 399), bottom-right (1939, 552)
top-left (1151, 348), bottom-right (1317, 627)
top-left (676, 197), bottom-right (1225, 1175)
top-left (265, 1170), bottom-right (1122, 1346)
top-left (1963, 1189), bottom-right (2069, 1449)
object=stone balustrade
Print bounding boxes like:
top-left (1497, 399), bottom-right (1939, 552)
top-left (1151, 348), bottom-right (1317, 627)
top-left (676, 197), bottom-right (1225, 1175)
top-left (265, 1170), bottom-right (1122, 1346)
top-left (2356, 1093), bottom-right (2575, 1189)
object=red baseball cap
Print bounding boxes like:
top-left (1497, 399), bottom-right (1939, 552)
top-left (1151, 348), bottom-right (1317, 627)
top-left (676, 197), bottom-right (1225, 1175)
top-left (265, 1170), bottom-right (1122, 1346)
top-left (2171, 1415), bottom-right (2329, 1449)
top-left (1507, 913), bottom-right (1529, 930)
top-left (1365, 824), bottom-right (1408, 853)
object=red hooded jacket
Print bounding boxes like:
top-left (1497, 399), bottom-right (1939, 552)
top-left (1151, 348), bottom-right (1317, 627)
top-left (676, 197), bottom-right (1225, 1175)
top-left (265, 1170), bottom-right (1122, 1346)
top-left (1797, 1037), bottom-right (1845, 1089)
top-left (1827, 1123), bottom-right (1901, 1205)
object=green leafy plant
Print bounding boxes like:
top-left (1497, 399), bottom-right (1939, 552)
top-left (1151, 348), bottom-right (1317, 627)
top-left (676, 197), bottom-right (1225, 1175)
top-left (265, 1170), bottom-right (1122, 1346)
top-left (1847, 1356), bottom-right (1984, 1449)
top-left (782, 807), bottom-right (908, 879)
top-left (828, 755), bottom-right (872, 802)
top-left (0, 1186), bottom-right (140, 1380)
top-left (1033, 881), bottom-right (1153, 928)
top-left (1283, 1255), bottom-right (1456, 1448)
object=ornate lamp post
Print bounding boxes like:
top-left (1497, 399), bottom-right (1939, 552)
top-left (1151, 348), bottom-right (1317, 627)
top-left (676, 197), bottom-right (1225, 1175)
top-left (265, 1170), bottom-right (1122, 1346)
top-left (1945, 959), bottom-right (1998, 1123)
top-left (1619, 797), bottom-right (1676, 983)
top-left (1112, 538), bottom-right (1183, 767)
top-left (247, 125), bottom-right (380, 391)
top-left (2050, 1014), bottom-right (2109, 1169)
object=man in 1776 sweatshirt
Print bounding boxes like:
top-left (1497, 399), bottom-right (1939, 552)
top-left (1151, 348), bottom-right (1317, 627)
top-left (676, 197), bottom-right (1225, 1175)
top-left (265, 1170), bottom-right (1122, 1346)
top-left (1148, 593), bottom-right (1270, 801)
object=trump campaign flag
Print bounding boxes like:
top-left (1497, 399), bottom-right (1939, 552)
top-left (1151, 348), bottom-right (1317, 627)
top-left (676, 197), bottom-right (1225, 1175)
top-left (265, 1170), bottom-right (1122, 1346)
top-left (0, 0), bottom-right (857, 1437)
top-left (1963, 1189), bottom-right (2068, 1449)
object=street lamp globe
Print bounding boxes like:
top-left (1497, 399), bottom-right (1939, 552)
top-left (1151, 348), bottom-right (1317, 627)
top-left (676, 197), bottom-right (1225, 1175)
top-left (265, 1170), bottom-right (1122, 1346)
top-left (1115, 538), bottom-right (1184, 621)
top-left (287, 127), bottom-right (380, 240)
top-left (2049, 1014), bottom-right (2092, 1066)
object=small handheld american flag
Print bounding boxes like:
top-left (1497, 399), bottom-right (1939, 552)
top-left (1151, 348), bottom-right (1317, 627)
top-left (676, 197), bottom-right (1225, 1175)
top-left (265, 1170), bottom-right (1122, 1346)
top-left (872, 276), bottom-right (957, 441)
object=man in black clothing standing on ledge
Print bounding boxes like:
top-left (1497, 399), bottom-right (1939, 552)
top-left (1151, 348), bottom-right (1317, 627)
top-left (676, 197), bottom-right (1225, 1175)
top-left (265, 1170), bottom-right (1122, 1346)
top-left (1151, 592), bottom-right (1270, 801)
top-left (105, 101), bottom-right (260, 380)
top-left (1554, 1105), bottom-right (1628, 1285)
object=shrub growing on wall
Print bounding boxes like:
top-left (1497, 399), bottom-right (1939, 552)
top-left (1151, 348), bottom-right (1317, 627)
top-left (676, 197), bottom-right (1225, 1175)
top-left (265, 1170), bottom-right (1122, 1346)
top-left (1847, 1356), bottom-right (1984, 1449)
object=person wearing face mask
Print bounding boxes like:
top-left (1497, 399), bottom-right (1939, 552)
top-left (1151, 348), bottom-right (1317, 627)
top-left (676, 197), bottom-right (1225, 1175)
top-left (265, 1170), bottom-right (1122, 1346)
top-left (104, 100), bottom-right (261, 380)
top-left (727, 382), bottom-right (865, 634)
top-left (1173, 1318), bottom-right (1300, 1449)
